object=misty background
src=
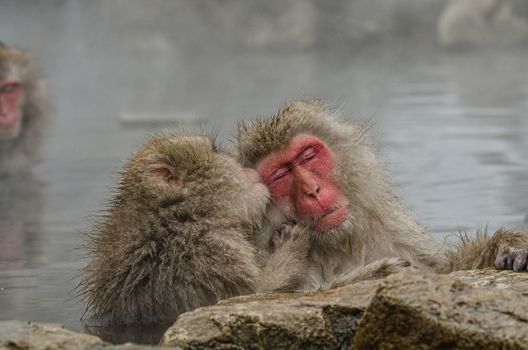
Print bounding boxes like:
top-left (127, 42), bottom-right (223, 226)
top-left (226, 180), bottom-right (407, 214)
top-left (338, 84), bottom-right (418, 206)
top-left (0, 0), bottom-right (527, 332)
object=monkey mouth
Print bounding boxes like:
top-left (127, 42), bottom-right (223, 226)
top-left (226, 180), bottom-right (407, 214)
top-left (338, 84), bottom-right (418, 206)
top-left (0, 108), bottom-right (21, 139)
top-left (312, 206), bottom-right (348, 233)
top-left (0, 118), bottom-right (21, 139)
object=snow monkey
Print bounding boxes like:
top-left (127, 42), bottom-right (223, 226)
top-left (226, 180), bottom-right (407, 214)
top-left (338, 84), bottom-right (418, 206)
top-left (78, 134), bottom-right (311, 328)
top-left (0, 41), bottom-right (48, 175)
top-left (237, 99), bottom-right (528, 291)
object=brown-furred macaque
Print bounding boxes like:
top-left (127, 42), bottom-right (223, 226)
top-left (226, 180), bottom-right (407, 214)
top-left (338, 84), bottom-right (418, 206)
top-left (0, 41), bottom-right (48, 175)
top-left (78, 133), bottom-right (309, 338)
top-left (78, 134), bottom-right (272, 327)
top-left (237, 99), bottom-right (528, 291)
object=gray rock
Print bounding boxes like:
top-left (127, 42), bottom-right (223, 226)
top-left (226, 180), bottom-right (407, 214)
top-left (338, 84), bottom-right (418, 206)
top-left (161, 279), bottom-right (381, 349)
top-left (5, 270), bottom-right (528, 349)
top-left (352, 270), bottom-right (528, 349)
top-left (450, 267), bottom-right (528, 293)
top-left (0, 320), bottom-right (178, 350)
top-left (163, 269), bottom-right (528, 349)
top-left (0, 321), bottom-right (107, 350)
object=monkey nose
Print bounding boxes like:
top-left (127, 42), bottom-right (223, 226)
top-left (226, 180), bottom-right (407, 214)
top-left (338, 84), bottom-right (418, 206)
top-left (304, 184), bottom-right (320, 199)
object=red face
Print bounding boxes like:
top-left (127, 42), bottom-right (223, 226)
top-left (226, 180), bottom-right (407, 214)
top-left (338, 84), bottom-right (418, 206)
top-left (0, 80), bottom-right (24, 139)
top-left (258, 135), bottom-right (348, 233)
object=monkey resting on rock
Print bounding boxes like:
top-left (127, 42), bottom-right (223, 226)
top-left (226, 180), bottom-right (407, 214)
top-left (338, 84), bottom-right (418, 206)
top-left (79, 134), bottom-right (308, 326)
top-left (0, 41), bottom-right (48, 175)
top-left (237, 100), bottom-right (528, 291)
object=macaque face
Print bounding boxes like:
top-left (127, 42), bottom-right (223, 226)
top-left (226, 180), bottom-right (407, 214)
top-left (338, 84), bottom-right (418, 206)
top-left (0, 80), bottom-right (24, 139)
top-left (257, 134), bottom-right (348, 233)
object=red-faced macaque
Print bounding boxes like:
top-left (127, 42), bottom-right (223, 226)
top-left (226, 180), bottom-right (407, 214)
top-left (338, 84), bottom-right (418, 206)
top-left (0, 42), bottom-right (47, 175)
top-left (237, 100), bottom-right (528, 291)
top-left (79, 134), bottom-right (310, 339)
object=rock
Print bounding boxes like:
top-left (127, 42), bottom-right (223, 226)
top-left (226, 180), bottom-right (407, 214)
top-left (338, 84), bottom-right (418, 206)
top-left (450, 268), bottom-right (528, 293)
top-left (0, 321), bottom-right (107, 350)
top-left (352, 270), bottom-right (528, 349)
top-left (6, 270), bottom-right (527, 349)
top-left (0, 320), bottom-right (177, 350)
top-left (161, 279), bottom-right (381, 349)
top-left (163, 269), bottom-right (528, 349)
top-left (437, 0), bottom-right (528, 48)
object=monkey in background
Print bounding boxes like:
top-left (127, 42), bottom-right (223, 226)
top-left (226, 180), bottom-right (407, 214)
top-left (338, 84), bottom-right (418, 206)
top-left (0, 41), bottom-right (48, 175)
top-left (237, 100), bottom-right (528, 291)
top-left (78, 134), bottom-right (309, 328)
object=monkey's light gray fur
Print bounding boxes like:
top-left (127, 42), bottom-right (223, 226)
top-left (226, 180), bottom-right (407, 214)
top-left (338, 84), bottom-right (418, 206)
top-left (237, 99), bottom-right (528, 291)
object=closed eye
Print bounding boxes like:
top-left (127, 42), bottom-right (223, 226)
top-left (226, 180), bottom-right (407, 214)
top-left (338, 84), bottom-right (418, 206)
top-left (0, 82), bottom-right (19, 94)
top-left (270, 167), bottom-right (289, 182)
top-left (299, 146), bottom-right (317, 164)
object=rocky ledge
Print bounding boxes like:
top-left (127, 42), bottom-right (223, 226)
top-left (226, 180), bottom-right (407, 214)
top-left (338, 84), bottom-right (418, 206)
top-left (0, 321), bottom-right (176, 350)
top-left (2, 269), bottom-right (528, 350)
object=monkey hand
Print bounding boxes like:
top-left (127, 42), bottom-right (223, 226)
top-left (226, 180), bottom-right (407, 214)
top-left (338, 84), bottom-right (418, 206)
top-left (328, 257), bottom-right (411, 290)
top-left (258, 223), bottom-right (312, 293)
top-left (269, 222), bottom-right (311, 254)
top-left (365, 257), bottom-right (413, 277)
top-left (493, 230), bottom-right (528, 272)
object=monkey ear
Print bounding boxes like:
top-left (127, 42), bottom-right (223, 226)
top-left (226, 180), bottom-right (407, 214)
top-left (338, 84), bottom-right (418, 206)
top-left (149, 163), bottom-right (182, 187)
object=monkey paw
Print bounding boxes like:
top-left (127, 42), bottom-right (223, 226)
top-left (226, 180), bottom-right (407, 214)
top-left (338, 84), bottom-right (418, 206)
top-left (495, 247), bottom-right (528, 271)
top-left (329, 257), bottom-right (412, 289)
top-left (372, 257), bottom-right (412, 277)
top-left (269, 223), bottom-right (309, 252)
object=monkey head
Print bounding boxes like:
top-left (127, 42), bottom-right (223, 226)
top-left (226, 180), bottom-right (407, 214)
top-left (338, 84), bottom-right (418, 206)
top-left (0, 43), bottom-right (45, 141)
top-left (238, 100), bottom-right (383, 235)
top-left (0, 78), bottom-right (23, 139)
top-left (119, 134), bottom-right (270, 226)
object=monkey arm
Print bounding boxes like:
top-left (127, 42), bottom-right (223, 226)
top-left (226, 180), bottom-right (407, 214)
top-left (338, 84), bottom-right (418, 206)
top-left (256, 244), bottom-right (308, 293)
top-left (441, 229), bottom-right (528, 273)
top-left (324, 257), bottom-right (411, 290)
top-left (256, 224), bottom-right (312, 293)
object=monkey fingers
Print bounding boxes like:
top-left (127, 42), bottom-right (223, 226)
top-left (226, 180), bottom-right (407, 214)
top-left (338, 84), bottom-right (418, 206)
top-left (495, 247), bottom-right (528, 271)
top-left (328, 257), bottom-right (412, 290)
top-left (259, 223), bottom-right (312, 292)
top-left (270, 222), bottom-right (308, 252)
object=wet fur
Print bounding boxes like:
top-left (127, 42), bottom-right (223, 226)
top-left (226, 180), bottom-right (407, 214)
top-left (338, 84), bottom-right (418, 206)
top-left (444, 228), bottom-right (528, 272)
top-left (78, 135), bottom-right (269, 325)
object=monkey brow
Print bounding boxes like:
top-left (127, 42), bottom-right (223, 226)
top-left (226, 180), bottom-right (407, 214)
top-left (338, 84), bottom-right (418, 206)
top-left (287, 161), bottom-right (298, 171)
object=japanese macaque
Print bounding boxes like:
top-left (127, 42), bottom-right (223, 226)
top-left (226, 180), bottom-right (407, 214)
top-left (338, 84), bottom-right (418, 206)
top-left (0, 42), bottom-right (48, 175)
top-left (237, 100), bottom-right (528, 291)
top-left (78, 134), bottom-right (272, 327)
